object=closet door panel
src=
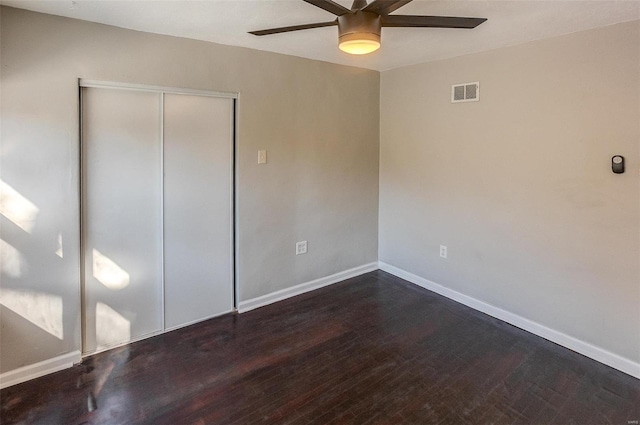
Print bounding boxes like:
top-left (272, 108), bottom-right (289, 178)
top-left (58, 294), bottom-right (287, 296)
top-left (82, 88), bottom-right (163, 353)
top-left (163, 94), bottom-right (233, 329)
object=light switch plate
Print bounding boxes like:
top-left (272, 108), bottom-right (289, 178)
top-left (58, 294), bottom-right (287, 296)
top-left (258, 150), bottom-right (267, 164)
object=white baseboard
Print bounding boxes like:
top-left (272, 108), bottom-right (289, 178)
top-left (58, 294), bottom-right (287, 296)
top-left (164, 309), bottom-right (235, 333)
top-left (378, 262), bottom-right (640, 379)
top-left (0, 350), bottom-right (82, 389)
top-left (238, 262), bottom-right (378, 313)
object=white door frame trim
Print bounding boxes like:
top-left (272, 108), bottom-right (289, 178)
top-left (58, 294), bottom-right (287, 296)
top-left (79, 79), bottom-right (238, 99)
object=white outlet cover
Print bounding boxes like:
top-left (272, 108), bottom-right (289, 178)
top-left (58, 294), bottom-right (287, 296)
top-left (439, 245), bottom-right (448, 259)
top-left (296, 241), bottom-right (307, 255)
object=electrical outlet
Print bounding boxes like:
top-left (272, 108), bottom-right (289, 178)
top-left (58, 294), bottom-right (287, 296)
top-left (439, 245), bottom-right (447, 259)
top-left (296, 241), bottom-right (307, 255)
top-left (258, 150), bottom-right (267, 164)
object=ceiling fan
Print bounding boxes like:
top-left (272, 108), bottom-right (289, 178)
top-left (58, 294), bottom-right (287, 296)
top-left (249, 0), bottom-right (487, 55)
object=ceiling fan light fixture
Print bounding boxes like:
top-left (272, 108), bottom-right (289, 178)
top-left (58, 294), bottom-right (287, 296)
top-left (249, 1), bottom-right (487, 57)
top-left (338, 11), bottom-right (381, 55)
top-left (339, 32), bottom-right (381, 55)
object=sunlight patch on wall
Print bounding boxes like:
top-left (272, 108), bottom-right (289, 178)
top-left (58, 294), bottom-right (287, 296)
top-left (56, 233), bottom-right (64, 259)
top-left (96, 302), bottom-right (131, 348)
top-left (0, 288), bottom-right (64, 339)
top-left (0, 239), bottom-right (26, 278)
top-left (92, 249), bottom-right (130, 290)
top-left (0, 180), bottom-right (39, 233)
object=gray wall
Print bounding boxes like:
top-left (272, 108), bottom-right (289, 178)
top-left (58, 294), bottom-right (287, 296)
top-left (0, 7), bottom-right (380, 373)
top-left (380, 21), bottom-right (639, 363)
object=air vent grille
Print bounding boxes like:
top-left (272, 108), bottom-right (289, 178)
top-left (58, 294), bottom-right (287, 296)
top-left (451, 82), bottom-right (479, 103)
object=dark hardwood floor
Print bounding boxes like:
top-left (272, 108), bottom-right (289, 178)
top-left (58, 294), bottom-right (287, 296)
top-left (2, 270), bottom-right (639, 424)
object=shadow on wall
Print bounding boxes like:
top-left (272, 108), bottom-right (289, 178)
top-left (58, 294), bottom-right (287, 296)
top-left (1, 178), bottom-right (136, 363)
top-left (0, 305), bottom-right (64, 361)
top-left (1, 179), bottom-right (67, 342)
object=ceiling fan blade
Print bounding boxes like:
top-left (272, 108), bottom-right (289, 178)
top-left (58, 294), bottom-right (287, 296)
top-left (351, 0), bottom-right (368, 10)
top-left (382, 15), bottom-right (487, 29)
top-left (249, 21), bottom-right (337, 36)
top-left (363, 0), bottom-right (413, 15)
top-left (303, 0), bottom-right (353, 16)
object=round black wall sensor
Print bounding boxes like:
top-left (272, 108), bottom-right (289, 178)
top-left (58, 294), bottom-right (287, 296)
top-left (612, 155), bottom-right (625, 174)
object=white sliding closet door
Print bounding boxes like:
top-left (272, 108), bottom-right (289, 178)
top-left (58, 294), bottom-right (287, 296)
top-left (82, 84), bottom-right (235, 354)
top-left (82, 88), bottom-right (163, 353)
top-left (163, 94), bottom-right (233, 329)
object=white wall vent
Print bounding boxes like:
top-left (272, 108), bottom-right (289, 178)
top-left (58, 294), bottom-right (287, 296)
top-left (451, 82), bottom-right (479, 103)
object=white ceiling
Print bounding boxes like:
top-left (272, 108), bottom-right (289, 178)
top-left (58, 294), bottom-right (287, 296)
top-left (2, 0), bottom-right (639, 71)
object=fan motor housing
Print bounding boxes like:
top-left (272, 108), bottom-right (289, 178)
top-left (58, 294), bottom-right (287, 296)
top-left (338, 11), bottom-right (382, 45)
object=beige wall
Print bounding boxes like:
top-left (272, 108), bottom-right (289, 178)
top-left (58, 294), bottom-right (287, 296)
top-left (0, 7), bottom-right (379, 373)
top-left (380, 21), bottom-right (639, 363)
